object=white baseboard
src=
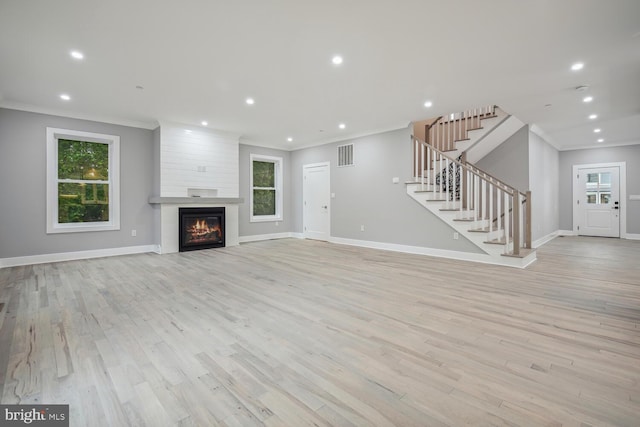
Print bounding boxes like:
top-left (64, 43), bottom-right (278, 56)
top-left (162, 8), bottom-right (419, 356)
top-left (328, 236), bottom-right (535, 268)
top-left (532, 231), bottom-right (559, 248)
top-left (0, 245), bottom-right (159, 269)
top-left (239, 232), bottom-right (303, 243)
top-left (625, 233), bottom-right (640, 240)
top-left (558, 230), bottom-right (577, 236)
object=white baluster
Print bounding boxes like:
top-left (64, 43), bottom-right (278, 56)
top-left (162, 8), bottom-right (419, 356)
top-left (445, 158), bottom-right (450, 204)
top-left (414, 139), bottom-right (418, 181)
top-left (474, 174), bottom-right (479, 221)
top-left (420, 142), bottom-right (425, 190)
top-left (496, 189), bottom-right (502, 240)
top-left (504, 192), bottom-right (510, 254)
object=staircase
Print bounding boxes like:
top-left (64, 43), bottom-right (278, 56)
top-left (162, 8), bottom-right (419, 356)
top-left (408, 107), bottom-right (536, 268)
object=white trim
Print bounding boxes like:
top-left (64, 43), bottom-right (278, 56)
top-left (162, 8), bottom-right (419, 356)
top-left (284, 122), bottom-right (410, 151)
top-left (1, 102), bottom-right (158, 130)
top-left (532, 230), bottom-right (559, 248)
top-left (46, 127), bottom-right (121, 233)
top-left (238, 232), bottom-right (302, 243)
top-left (572, 162), bottom-right (626, 238)
top-left (328, 236), bottom-right (536, 269)
top-left (250, 153), bottom-right (283, 222)
top-left (0, 245), bottom-right (158, 269)
top-left (557, 140), bottom-right (640, 152)
top-left (558, 229), bottom-right (577, 236)
top-left (625, 233), bottom-right (640, 240)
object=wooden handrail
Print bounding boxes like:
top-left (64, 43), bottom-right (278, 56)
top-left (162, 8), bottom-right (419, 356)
top-left (412, 134), bottom-right (532, 254)
top-left (414, 135), bottom-right (520, 196)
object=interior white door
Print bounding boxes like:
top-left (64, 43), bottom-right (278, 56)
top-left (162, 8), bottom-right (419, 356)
top-left (575, 166), bottom-right (620, 237)
top-left (303, 163), bottom-right (330, 241)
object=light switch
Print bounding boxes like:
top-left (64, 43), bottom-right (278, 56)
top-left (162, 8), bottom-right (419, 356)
top-left (392, 177), bottom-right (400, 184)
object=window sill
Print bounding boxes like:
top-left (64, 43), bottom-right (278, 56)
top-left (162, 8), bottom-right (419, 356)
top-left (47, 222), bottom-right (120, 234)
top-left (250, 216), bottom-right (283, 223)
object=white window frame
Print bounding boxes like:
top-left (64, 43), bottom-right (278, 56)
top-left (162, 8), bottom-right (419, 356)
top-left (250, 154), bottom-right (283, 222)
top-left (46, 127), bottom-right (120, 233)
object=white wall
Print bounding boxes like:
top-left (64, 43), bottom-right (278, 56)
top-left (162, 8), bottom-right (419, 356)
top-left (528, 131), bottom-right (559, 242)
top-left (159, 123), bottom-right (239, 197)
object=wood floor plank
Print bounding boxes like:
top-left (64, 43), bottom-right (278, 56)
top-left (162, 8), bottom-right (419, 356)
top-left (1, 236), bottom-right (639, 425)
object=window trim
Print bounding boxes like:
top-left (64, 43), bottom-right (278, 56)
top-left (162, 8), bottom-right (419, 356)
top-left (250, 154), bottom-right (283, 222)
top-left (46, 127), bottom-right (120, 233)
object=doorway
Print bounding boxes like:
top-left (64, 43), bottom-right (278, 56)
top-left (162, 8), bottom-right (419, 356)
top-left (573, 162), bottom-right (626, 237)
top-left (303, 162), bottom-right (330, 241)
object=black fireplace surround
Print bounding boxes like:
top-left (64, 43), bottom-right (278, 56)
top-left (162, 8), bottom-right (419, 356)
top-left (179, 207), bottom-right (225, 252)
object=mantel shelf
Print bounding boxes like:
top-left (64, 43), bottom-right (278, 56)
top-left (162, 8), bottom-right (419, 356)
top-left (148, 196), bottom-right (244, 205)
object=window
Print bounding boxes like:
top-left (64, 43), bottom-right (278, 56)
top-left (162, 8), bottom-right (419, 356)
top-left (250, 154), bottom-right (282, 222)
top-left (585, 172), bottom-right (611, 205)
top-left (46, 127), bottom-right (120, 233)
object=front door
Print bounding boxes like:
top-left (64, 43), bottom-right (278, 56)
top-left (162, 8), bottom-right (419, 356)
top-left (303, 162), bottom-right (330, 241)
top-left (574, 165), bottom-right (620, 237)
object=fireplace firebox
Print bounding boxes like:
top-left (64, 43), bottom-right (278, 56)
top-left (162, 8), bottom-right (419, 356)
top-left (179, 207), bottom-right (225, 252)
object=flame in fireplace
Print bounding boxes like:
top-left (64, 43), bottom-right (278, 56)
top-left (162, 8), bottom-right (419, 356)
top-left (186, 218), bottom-right (222, 243)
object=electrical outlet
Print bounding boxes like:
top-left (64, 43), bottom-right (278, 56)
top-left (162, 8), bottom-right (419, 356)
top-left (275, 221), bottom-right (279, 227)
top-left (360, 225), bottom-right (365, 232)
top-left (453, 232), bottom-right (459, 240)
top-left (131, 229), bottom-right (137, 237)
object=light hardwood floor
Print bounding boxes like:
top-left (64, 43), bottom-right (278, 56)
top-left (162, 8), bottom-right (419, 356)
top-left (1, 236), bottom-right (639, 426)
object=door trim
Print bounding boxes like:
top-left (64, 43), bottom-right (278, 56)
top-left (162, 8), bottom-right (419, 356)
top-left (572, 162), bottom-right (626, 237)
top-left (303, 162), bottom-right (331, 240)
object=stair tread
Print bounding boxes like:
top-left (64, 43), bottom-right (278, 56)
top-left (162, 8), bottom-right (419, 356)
top-left (468, 227), bottom-right (490, 233)
top-left (501, 248), bottom-right (535, 259)
top-left (485, 237), bottom-right (511, 245)
top-left (452, 218), bottom-right (476, 222)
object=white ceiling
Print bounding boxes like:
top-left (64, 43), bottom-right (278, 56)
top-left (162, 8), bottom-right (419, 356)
top-left (1, 0), bottom-right (639, 151)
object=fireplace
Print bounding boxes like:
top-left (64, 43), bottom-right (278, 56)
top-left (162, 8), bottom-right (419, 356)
top-left (179, 207), bottom-right (225, 252)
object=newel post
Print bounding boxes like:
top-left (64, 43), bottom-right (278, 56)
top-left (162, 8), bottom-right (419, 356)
top-left (525, 191), bottom-right (532, 249)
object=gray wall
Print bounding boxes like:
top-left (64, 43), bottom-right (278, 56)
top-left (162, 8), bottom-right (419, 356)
top-left (0, 108), bottom-right (155, 258)
top-left (290, 127), bottom-right (482, 253)
top-left (559, 144), bottom-right (640, 234)
top-left (238, 144), bottom-right (292, 236)
top-left (476, 125), bottom-right (530, 192)
top-left (528, 131), bottom-right (559, 242)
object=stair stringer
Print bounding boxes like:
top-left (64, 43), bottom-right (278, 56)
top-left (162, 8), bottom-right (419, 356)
top-left (405, 183), bottom-right (536, 268)
top-left (465, 115), bottom-right (526, 163)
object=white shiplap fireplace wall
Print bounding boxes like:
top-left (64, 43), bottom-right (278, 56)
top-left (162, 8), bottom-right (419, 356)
top-left (151, 122), bottom-right (243, 254)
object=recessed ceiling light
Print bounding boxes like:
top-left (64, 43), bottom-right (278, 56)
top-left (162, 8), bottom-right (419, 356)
top-left (338, 123), bottom-right (346, 129)
top-left (332, 55), bottom-right (343, 65)
top-left (597, 138), bottom-right (604, 143)
top-left (583, 96), bottom-right (593, 103)
top-left (571, 62), bottom-right (584, 71)
top-left (424, 101), bottom-right (433, 108)
top-left (287, 137), bottom-right (293, 142)
top-left (594, 128), bottom-right (601, 133)
top-left (201, 121), bottom-right (208, 126)
top-left (246, 98), bottom-right (255, 105)
top-left (59, 94), bottom-right (71, 101)
top-left (70, 50), bottom-right (84, 60)
top-left (588, 114), bottom-right (598, 120)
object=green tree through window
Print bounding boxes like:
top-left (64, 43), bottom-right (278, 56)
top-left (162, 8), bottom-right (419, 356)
top-left (252, 161), bottom-right (276, 216)
top-left (250, 154), bottom-right (282, 221)
top-left (57, 139), bottom-right (110, 223)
